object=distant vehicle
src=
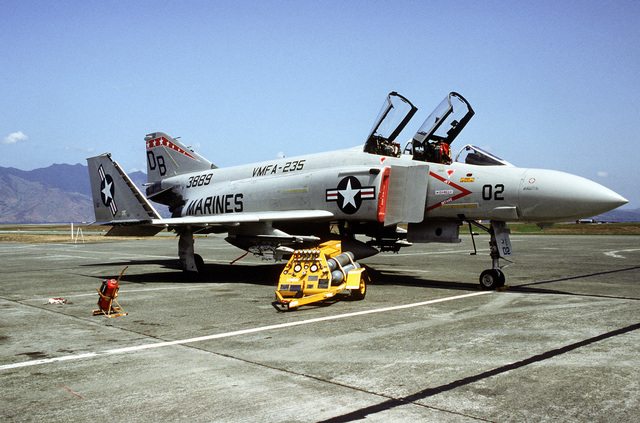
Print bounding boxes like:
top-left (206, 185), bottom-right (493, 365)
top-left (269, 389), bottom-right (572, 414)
top-left (87, 92), bottom-right (627, 289)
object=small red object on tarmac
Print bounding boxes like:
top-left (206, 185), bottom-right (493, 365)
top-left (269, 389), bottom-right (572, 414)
top-left (93, 266), bottom-right (128, 317)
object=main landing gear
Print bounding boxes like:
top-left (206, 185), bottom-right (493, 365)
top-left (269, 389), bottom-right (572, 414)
top-left (178, 230), bottom-right (206, 274)
top-left (468, 220), bottom-right (513, 290)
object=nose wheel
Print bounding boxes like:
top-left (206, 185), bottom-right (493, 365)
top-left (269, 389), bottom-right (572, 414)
top-left (479, 268), bottom-right (505, 290)
top-left (468, 220), bottom-right (513, 290)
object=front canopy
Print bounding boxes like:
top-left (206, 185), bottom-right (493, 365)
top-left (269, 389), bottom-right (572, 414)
top-left (363, 92), bottom-right (417, 157)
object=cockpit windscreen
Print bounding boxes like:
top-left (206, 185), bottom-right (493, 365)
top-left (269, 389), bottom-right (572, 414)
top-left (454, 145), bottom-right (513, 166)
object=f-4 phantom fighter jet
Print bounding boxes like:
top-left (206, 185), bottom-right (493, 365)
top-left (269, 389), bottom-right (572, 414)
top-left (87, 92), bottom-right (627, 289)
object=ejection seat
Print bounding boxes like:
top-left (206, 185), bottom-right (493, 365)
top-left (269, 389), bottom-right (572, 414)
top-left (408, 92), bottom-right (474, 164)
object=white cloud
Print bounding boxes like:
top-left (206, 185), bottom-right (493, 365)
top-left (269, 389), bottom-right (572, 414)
top-left (597, 171), bottom-right (609, 178)
top-left (2, 131), bottom-right (28, 144)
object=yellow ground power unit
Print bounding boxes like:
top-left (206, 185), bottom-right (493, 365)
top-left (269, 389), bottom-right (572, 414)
top-left (273, 241), bottom-right (369, 311)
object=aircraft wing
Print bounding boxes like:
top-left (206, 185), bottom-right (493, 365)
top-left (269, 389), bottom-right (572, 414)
top-left (105, 210), bottom-right (334, 236)
top-left (149, 210), bottom-right (334, 227)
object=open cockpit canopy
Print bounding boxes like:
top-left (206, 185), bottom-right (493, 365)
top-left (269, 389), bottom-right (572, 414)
top-left (363, 91), bottom-right (480, 164)
top-left (409, 92), bottom-right (474, 163)
top-left (363, 92), bottom-right (417, 157)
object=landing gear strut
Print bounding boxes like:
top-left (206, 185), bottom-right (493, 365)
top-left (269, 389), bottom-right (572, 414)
top-left (178, 230), bottom-right (205, 274)
top-left (469, 220), bottom-right (513, 290)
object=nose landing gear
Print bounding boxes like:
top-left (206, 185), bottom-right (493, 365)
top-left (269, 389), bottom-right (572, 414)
top-left (469, 220), bottom-right (513, 290)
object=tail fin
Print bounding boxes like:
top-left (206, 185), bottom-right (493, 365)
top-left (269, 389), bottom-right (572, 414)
top-left (145, 132), bottom-right (215, 183)
top-left (87, 153), bottom-right (162, 225)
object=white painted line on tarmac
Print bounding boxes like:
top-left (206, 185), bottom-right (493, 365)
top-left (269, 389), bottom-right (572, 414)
top-left (1, 290), bottom-right (492, 371)
top-left (21, 284), bottom-right (218, 302)
top-left (0, 244), bottom-right (38, 251)
top-left (39, 254), bottom-right (91, 260)
top-left (604, 248), bottom-right (640, 259)
top-left (31, 252), bottom-right (179, 262)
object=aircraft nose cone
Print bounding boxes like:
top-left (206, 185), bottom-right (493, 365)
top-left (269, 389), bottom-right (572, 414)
top-left (519, 169), bottom-right (628, 222)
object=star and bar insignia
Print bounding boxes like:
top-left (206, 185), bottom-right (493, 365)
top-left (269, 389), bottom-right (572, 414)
top-left (98, 164), bottom-right (117, 216)
top-left (326, 176), bottom-right (375, 214)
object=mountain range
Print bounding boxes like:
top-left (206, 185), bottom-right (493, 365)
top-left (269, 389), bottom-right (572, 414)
top-left (0, 163), bottom-right (638, 223)
top-left (0, 163), bottom-right (149, 223)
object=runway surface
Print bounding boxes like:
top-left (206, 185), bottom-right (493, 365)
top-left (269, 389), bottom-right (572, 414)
top-left (1, 234), bottom-right (639, 422)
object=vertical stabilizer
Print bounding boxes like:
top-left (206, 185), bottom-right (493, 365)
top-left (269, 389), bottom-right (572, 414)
top-left (145, 132), bottom-right (215, 183)
top-left (87, 153), bottom-right (161, 224)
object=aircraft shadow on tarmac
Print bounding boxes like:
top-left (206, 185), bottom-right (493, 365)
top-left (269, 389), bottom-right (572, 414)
top-left (365, 266), bottom-right (482, 292)
top-left (507, 265), bottom-right (640, 301)
top-left (81, 259), bottom-right (483, 291)
top-left (369, 264), bottom-right (640, 300)
top-left (81, 260), bottom-right (285, 286)
top-left (81, 260), bottom-right (640, 300)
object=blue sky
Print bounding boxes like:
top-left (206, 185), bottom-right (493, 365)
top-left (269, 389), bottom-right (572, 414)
top-left (2, 0), bottom-right (638, 208)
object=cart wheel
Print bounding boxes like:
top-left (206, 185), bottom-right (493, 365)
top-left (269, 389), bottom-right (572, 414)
top-left (349, 278), bottom-right (366, 300)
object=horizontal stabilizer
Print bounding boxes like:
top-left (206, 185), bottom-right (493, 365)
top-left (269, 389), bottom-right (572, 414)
top-left (106, 225), bottom-right (164, 237)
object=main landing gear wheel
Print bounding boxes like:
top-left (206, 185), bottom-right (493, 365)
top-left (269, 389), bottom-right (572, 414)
top-left (479, 269), bottom-right (505, 290)
top-left (182, 254), bottom-right (205, 278)
top-left (194, 254), bottom-right (205, 274)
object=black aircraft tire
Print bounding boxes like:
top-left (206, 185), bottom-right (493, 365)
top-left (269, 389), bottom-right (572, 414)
top-left (479, 269), bottom-right (503, 290)
top-left (349, 278), bottom-right (367, 301)
top-left (194, 254), bottom-right (205, 274)
top-left (498, 270), bottom-right (506, 287)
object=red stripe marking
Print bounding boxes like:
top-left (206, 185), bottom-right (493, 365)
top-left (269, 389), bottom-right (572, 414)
top-left (426, 171), bottom-right (472, 212)
top-left (146, 137), bottom-right (196, 160)
top-left (377, 167), bottom-right (390, 222)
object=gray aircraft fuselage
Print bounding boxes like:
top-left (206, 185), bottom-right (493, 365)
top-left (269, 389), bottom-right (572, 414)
top-left (160, 147), bottom-right (624, 225)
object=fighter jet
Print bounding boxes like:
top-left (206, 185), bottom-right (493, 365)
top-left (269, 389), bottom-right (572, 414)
top-left (87, 92), bottom-right (628, 289)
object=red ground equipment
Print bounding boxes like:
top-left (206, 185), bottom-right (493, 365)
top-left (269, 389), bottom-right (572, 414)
top-left (93, 266), bottom-right (128, 317)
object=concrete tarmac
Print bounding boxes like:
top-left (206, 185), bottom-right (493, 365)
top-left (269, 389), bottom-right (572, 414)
top-left (1, 234), bottom-right (639, 422)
